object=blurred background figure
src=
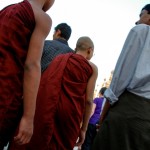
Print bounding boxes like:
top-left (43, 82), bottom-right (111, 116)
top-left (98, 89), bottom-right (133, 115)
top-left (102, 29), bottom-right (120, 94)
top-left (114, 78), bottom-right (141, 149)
top-left (81, 87), bottom-right (107, 150)
top-left (41, 22), bottom-right (74, 72)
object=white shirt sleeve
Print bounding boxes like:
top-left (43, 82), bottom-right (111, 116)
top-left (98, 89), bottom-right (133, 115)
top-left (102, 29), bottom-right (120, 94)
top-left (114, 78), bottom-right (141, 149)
top-left (104, 25), bottom-right (146, 105)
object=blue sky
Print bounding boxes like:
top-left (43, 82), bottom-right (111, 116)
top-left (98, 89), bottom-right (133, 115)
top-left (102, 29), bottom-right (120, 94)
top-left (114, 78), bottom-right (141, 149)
top-left (1, 0), bottom-right (150, 87)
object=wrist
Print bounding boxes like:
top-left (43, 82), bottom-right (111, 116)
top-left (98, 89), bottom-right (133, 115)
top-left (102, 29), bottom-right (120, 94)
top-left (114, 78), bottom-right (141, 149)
top-left (81, 126), bottom-right (87, 132)
top-left (22, 113), bottom-right (34, 121)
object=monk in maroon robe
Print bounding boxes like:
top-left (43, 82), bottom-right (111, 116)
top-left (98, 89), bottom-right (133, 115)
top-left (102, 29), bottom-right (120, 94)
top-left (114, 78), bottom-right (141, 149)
top-left (31, 36), bottom-right (97, 150)
top-left (0, 0), bottom-right (54, 148)
top-left (26, 37), bottom-right (97, 150)
top-left (9, 36), bottom-right (98, 150)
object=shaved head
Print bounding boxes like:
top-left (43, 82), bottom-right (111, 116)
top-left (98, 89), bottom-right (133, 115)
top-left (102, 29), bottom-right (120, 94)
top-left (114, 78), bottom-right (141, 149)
top-left (76, 36), bottom-right (94, 51)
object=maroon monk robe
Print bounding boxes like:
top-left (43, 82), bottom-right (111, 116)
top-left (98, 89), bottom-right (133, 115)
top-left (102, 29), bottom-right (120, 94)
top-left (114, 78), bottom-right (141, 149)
top-left (9, 53), bottom-right (93, 150)
top-left (0, 0), bottom-right (35, 146)
top-left (33, 53), bottom-right (93, 150)
top-left (30, 53), bottom-right (93, 150)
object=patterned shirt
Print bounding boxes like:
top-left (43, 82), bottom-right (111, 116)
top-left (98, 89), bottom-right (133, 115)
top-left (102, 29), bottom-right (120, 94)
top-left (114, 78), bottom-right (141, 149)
top-left (41, 38), bottom-right (74, 72)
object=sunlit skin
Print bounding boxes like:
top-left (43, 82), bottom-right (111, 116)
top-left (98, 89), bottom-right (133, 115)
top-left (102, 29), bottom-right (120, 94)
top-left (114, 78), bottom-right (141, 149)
top-left (42, 0), bottom-right (55, 12)
top-left (12, 0), bottom-right (55, 146)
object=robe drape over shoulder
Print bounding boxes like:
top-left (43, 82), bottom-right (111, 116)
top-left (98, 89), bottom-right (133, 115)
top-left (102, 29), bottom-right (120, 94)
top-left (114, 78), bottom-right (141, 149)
top-left (27, 53), bottom-right (93, 150)
top-left (0, 0), bottom-right (35, 145)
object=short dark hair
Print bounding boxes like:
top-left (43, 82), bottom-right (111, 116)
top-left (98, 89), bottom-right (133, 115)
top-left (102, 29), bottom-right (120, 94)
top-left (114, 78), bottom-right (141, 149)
top-left (54, 23), bottom-right (72, 41)
top-left (142, 4), bottom-right (150, 14)
top-left (99, 87), bottom-right (107, 95)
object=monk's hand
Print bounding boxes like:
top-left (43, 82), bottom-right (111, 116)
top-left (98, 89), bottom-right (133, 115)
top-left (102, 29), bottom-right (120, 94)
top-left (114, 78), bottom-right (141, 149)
top-left (75, 129), bottom-right (86, 147)
top-left (14, 116), bottom-right (33, 145)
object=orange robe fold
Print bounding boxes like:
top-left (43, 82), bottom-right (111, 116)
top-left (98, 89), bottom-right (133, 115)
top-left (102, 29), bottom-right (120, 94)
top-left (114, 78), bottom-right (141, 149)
top-left (0, 0), bottom-right (35, 146)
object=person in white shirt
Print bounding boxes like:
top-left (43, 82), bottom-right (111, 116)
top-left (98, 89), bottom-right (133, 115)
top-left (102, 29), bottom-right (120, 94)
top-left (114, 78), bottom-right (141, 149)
top-left (92, 4), bottom-right (150, 150)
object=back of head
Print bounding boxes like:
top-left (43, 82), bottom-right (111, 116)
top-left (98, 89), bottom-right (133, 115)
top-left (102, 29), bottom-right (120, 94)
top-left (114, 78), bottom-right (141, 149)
top-left (99, 87), bottom-right (107, 95)
top-left (75, 36), bottom-right (94, 51)
top-left (142, 4), bottom-right (150, 14)
top-left (54, 23), bottom-right (72, 41)
top-left (135, 4), bottom-right (150, 25)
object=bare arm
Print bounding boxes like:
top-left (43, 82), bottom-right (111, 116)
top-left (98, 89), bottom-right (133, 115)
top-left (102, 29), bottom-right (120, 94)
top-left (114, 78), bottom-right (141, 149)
top-left (14, 9), bottom-right (52, 145)
top-left (99, 99), bottom-right (110, 125)
top-left (76, 62), bottom-right (98, 146)
top-left (81, 63), bottom-right (98, 131)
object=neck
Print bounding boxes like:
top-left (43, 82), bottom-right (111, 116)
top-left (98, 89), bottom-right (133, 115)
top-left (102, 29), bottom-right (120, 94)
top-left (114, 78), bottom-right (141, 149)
top-left (76, 51), bottom-right (87, 59)
top-left (30, 0), bottom-right (45, 9)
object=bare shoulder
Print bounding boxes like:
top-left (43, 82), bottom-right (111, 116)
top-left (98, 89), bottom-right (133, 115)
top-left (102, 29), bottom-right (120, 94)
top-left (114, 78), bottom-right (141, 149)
top-left (34, 7), bottom-right (51, 23)
top-left (30, 3), bottom-right (52, 34)
top-left (89, 61), bottom-right (98, 73)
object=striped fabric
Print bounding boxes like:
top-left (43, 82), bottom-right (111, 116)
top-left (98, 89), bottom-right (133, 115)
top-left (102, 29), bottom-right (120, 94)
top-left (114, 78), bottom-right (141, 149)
top-left (41, 38), bottom-right (74, 72)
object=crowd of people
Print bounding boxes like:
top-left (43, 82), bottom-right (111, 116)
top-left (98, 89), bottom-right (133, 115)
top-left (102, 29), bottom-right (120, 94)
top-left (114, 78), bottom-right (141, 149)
top-left (0, 0), bottom-right (150, 150)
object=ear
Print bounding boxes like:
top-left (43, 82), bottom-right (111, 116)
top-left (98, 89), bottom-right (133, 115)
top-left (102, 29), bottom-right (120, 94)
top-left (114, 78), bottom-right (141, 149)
top-left (53, 29), bottom-right (61, 39)
top-left (87, 49), bottom-right (90, 54)
top-left (87, 47), bottom-right (93, 54)
top-left (56, 29), bottom-right (61, 36)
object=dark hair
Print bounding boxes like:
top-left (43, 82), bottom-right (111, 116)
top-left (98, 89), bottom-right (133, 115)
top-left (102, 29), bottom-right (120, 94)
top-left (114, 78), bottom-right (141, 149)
top-left (54, 23), bottom-right (72, 41)
top-left (99, 87), bottom-right (107, 95)
top-left (142, 4), bottom-right (150, 14)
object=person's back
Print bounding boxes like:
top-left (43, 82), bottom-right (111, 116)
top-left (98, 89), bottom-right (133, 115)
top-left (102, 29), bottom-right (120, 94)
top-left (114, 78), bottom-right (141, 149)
top-left (12, 36), bottom-right (98, 150)
top-left (81, 87), bottom-right (107, 150)
top-left (41, 23), bottom-right (74, 72)
top-left (0, 0), bottom-right (54, 148)
top-left (92, 4), bottom-right (150, 150)
top-left (89, 97), bottom-right (104, 125)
